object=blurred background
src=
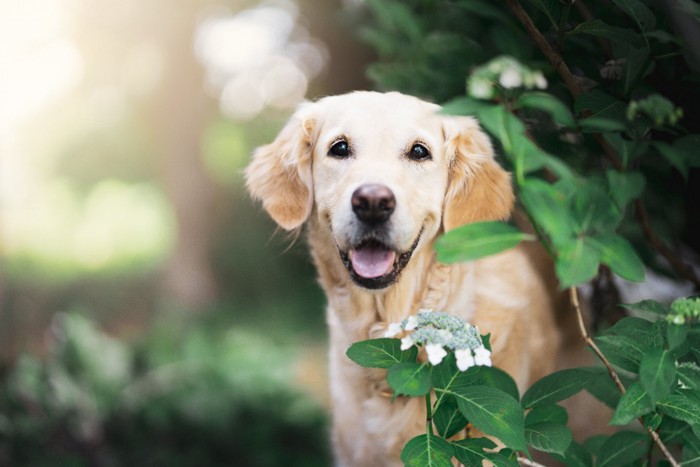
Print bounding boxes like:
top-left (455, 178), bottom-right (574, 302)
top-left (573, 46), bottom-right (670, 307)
top-left (0, 0), bottom-right (375, 464)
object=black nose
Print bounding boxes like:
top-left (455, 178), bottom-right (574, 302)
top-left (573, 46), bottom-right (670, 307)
top-left (351, 184), bottom-right (396, 225)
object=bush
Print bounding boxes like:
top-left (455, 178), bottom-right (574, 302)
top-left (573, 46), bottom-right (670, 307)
top-left (0, 314), bottom-right (330, 467)
top-left (347, 0), bottom-right (700, 464)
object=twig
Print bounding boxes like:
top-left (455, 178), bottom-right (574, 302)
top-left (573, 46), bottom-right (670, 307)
top-left (570, 288), bottom-right (680, 467)
top-left (504, 0), bottom-right (583, 98)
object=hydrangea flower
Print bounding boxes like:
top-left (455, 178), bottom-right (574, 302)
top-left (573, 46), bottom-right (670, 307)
top-left (467, 56), bottom-right (548, 100)
top-left (385, 309), bottom-right (492, 371)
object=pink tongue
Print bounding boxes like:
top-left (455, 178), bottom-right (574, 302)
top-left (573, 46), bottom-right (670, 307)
top-left (350, 246), bottom-right (396, 278)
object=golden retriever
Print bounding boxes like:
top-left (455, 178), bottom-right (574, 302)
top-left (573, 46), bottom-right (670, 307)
top-left (246, 91), bottom-right (580, 466)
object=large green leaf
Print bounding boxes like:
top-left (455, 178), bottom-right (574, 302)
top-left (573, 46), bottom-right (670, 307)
top-left (521, 368), bottom-right (592, 409)
top-left (606, 170), bottom-right (646, 209)
top-left (516, 92), bottom-right (575, 128)
top-left (597, 431), bottom-right (650, 467)
top-left (525, 422), bottom-right (572, 455)
top-left (620, 299), bottom-right (669, 315)
top-left (658, 390), bottom-right (700, 425)
top-left (387, 362), bottom-right (431, 396)
top-left (525, 404), bottom-right (569, 426)
top-left (435, 221), bottom-right (533, 264)
top-left (519, 179), bottom-right (575, 247)
top-left (451, 438), bottom-right (518, 467)
top-left (574, 90), bottom-right (627, 122)
top-left (563, 442), bottom-right (593, 467)
top-left (589, 234), bottom-right (645, 283)
top-left (639, 348), bottom-right (676, 402)
top-left (609, 382), bottom-right (654, 425)
top-left (400, 433), bottom-right (454, 467)
top-left (594, 317), bottom-right (664, 372)
top-left (441, 96), bottom-right (496, 117)
top-left (477, 105), bottom-right (526, 155)
top-left (525, 0), bottom-right (561, 30)
top-left (611, 0), bottom-right (657, 32)
top-left (346, 338), bottom-right (417, 369)
top-left (440, 384), bottom-right (527, 452)
top-left (433, 396), bottom-right (468, 439)
top-left (677, 363), bottom-right (700, 390)
top-left (555, 238), bottom-right (602, 288)
top-left (570, 19), bottom-right (644, 47)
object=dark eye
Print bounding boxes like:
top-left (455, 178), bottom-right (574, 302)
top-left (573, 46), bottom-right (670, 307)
top-left (329, 140), bottom-right (350, 158)
top-left (408, 143), bottom-right (431, 161)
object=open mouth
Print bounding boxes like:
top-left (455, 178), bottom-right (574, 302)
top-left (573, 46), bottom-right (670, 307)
top-left (338, 230), bottom-right (422, 289)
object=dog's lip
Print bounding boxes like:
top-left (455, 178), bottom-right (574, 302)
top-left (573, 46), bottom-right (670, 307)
top-left (338, 229), bottom-right (423, 289)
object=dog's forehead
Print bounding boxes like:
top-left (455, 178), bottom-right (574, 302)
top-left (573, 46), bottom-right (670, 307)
top-left (315, 92), bottom-right (442, 140)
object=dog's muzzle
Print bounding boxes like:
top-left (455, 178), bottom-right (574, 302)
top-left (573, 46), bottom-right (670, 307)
top-left (338, 184), bottom-right (422, 289)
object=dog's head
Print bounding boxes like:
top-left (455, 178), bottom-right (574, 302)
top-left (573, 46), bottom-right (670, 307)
top-left (246, 91), bottom-right (514, 289)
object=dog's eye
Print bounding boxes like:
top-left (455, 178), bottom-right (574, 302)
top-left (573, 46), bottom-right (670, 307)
top-left (329, 140), bottom-right (350, 158)
top-left (408, 143), bottom-right (431, 161)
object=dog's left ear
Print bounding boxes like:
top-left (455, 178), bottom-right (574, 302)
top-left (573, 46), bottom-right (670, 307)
top-left (441, 116), bottom-right (514, 231)
top-left (245, 103), bottom-right (316, 231)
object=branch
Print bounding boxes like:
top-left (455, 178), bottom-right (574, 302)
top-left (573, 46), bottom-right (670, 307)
top-left (504, 0), bottom-right (582, 99)
top-left (569, 287), bottom-right (680, 467)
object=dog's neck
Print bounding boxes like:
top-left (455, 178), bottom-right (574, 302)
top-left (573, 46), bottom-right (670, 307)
top-left (307, 219), bottom-right (465, 340)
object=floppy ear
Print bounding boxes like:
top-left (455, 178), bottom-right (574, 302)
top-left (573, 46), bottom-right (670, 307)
top-left (245, 104), bottom-right (315, 231)
top-left (442, 116), bottom-right (514, 231)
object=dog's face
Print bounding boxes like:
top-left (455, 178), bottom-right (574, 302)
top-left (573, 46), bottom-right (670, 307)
top-left (246, 91), bottom-right (513, 289)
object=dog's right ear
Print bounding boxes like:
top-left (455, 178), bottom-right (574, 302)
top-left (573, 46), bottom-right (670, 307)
top-left (245, 104), bottom-right (316, 231)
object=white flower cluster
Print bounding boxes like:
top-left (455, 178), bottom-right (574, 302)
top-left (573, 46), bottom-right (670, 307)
top-left (385, 309), bottom-right (492, 371)
top-left (468, 56), bottom-right (547, 100)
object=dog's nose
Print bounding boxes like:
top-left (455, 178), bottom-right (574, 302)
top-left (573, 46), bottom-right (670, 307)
top-left (351, 184), bottom-right (396, 224)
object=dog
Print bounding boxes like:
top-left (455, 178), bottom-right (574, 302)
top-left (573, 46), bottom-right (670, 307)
top-left (246, 91), bottom-right (581, 466)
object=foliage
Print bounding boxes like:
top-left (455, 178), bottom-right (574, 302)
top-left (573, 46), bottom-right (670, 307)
top-left (351, 0), bottom-right (700, 464)
top-left (0, 314), bottom-right (330, 467)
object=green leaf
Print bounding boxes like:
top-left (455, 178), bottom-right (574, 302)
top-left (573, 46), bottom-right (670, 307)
top-left (609, 382), bottom-right (654, 425)
top-left (654, 135), bottom-right (700, 180)
top-left (640, 348), bottom-right (676, 402)
top-left (574, 90), bottom-right (628, 122)
top-left (620, 299), bottom-right (669, 315)
top-left (611, 0), bottom-right (657, 32)
top-left (589, 234), bottom-right (645, 283)
top-left (433, 396), bottom-right (468, 439)
top-left (451, 438), bottom-right (518, 467)
top-left (519, 179), bottom-right (575, 247)
top-left (435, 221), bottom-right (533, 264)
top-left (678, 363), bottom-right (700, 390)
top-left (477, 105), bottom-right (526, 154)
top-left (525, 0), bottom-right (562, 30)
top-left (667, 322), bottom-right (688, 351)
top-left (401, 433), bottom-right (454, 467)
top-left (604, 133), bottom-right (649, 167)
top-left (525, 404), bottom-right (569, 426)
top-left (441, 96), bottom-right (496, 117)
top-left (563, 441), bottom-right (593, 467)
top-left (578, 117), bottom-right (629, 133)
top-left (346, 338), bottom-right (417, 369)
top-left (606, 170), bottom-right (646, 209)
top-left (570, 19), bottom-right (644, 47)
top-left (525, 422), bottom-right (573, 455)
top-left (522, 368), bottom-right (592, 409)
top-left (658, 390), bottom-right (700, 425)
top-left (516, 92), bottom-right (575, 128)
top-left (584, 367), bottom-right (625, 409)
top-left (597, 431), bottom-right (650, 467)
top-left (387, 362), bottom-right (431, 396)
top-left (594, 317), bottom-right (664, 372)
top-left (442, 385), bottom-right (527, 452)
top-left (555, 238), bottom-right (602, 288)
top-left (617, 44), bottom-right (650, 95)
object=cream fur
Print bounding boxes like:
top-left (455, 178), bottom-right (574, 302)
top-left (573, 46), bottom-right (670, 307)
top-left (246, 91), bottom-right (588, 466)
